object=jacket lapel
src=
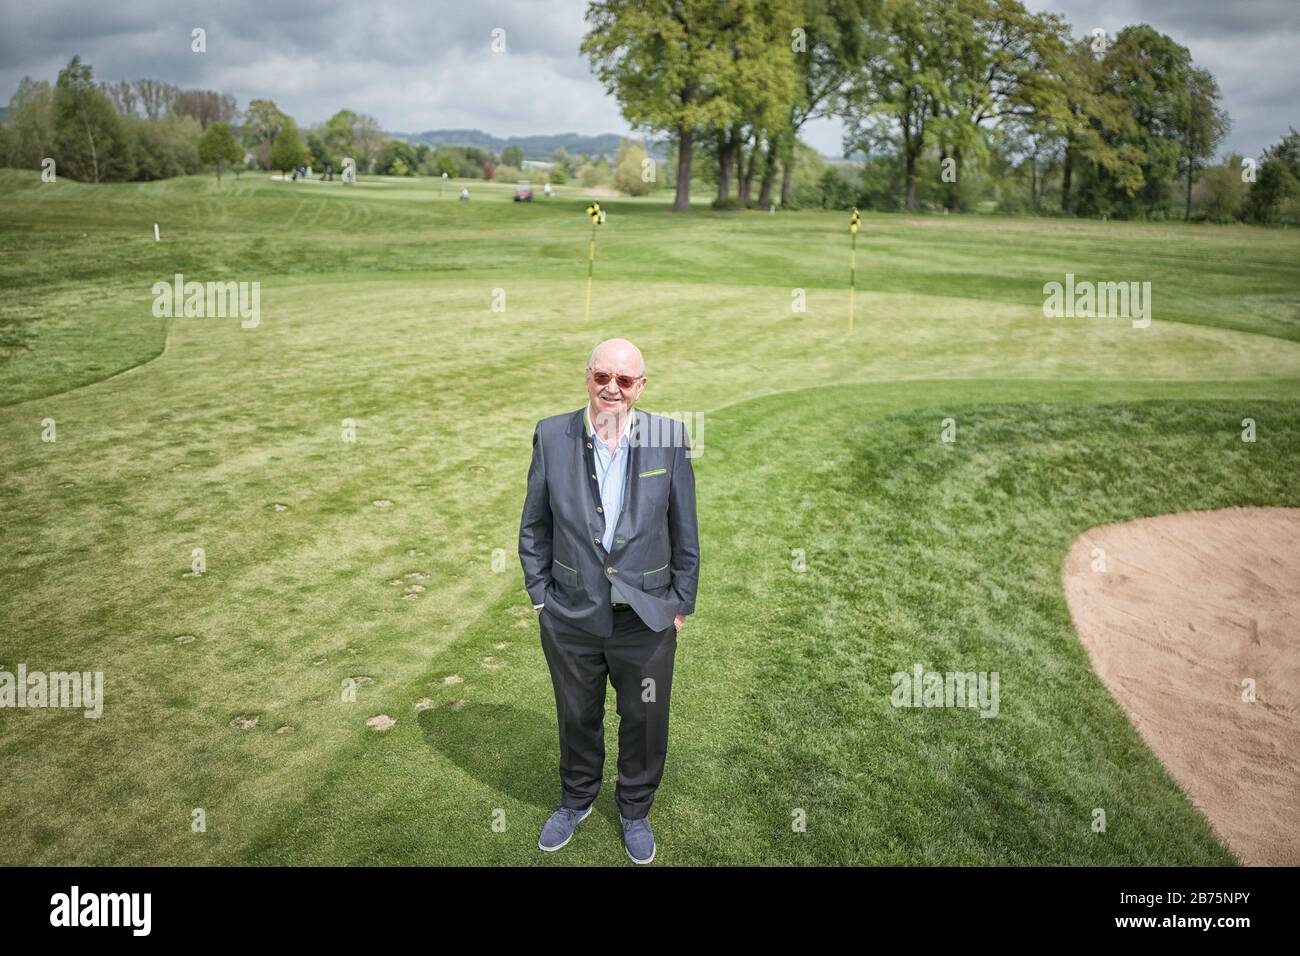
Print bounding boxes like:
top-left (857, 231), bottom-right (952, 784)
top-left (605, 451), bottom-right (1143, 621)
top-left (574, 408), bottom-right (606, 554)
top-left (611, 409), bottom-right (643, 546)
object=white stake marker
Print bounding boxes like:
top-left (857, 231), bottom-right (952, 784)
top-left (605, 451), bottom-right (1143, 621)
top-left (154, 224), bottom-right (160, 241)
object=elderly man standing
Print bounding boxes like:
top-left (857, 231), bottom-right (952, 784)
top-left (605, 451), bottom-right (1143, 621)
top-left (518, 338), bottom-right (700, 864)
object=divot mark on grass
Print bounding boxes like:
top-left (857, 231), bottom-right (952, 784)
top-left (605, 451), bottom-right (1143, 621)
top-left (373, 499), bottom-right (393, 509)
top-left (441, 674), bottom-right (463, 685)
top-left (451, 699), bottom-right (468, 710)
top-left (366, 714), bottom-right (395, 731)
top-left (174, 634), bottom-right (196, 645)
top-left (231, 716), bottom-right (259, 731)
top-left (272, 503), bottom-right (288, 512)
top-left (414, 698), bottom-right (434, 711)
top-left (276, 725), bottom-right (294, 734)
top-left (494, 641), bottom-right (509, 650)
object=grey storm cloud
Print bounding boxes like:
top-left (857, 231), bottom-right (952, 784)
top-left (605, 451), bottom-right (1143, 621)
top-left (1, 0), bottom-right (1296, 158)
top-left (0, 0), bottom-right (626, 136)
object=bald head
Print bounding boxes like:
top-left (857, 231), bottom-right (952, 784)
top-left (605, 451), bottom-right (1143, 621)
top-left (588, 338), bottom-right (646, 377)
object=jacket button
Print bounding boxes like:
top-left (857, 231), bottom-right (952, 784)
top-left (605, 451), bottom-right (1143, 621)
top-left (590, 474), bottom-right (596, 479)
top-left (606, 566), bottom-right (615, 574)
top-left (586, 443), bottom-right (592, 448)
top-left (596, 506), bottom-right (603, 513)
top-left (593, 537), bottom-right (600, 544)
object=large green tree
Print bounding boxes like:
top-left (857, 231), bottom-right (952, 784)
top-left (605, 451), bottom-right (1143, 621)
top-left (52, 56), bottom-right (134, 182)
top-left (318, 109), bottom-right (384, 173)
top-left (197, 122), bottom-right (243, 181)
top-left (843, 0), bottom-right (950, 210)
top-left (1243, 129), bottom-right (1300, 224)
top-left (270, 123), bottom-right (311, 176)
top-left (1068, 25), bottom-right (1208, 218)
top-left (1056, 38), bottom-right (1141, 215)
top-left (242, 98), bottom-right (290, 168)
top-left (843, 0), bottom-right (1068, 212)
top-left (704, 0), bottom-right (800, 208)
top-left (926, 0), bottom-right (1070, 211)
top-left (4, 78), bottom-right (55, 169)
top-left (583, 0), bottom-right (741, 211)
top-left (770, 0), bottom-right (880, 208)
top-left (1176, 65), bottom-right (1229, 220)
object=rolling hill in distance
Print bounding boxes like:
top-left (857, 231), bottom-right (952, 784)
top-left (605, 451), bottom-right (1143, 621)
top-left (387, 128), bottom-right (670, 159)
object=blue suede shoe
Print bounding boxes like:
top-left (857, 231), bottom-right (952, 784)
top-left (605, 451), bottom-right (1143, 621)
top-left (620, 814), bottom-right (656, 864)
top-left (538, 804), bottom-right (592, 852)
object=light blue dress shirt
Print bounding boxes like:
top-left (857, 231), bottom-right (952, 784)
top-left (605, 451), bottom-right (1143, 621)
top-left (590, 411), bottom-right (632, 605)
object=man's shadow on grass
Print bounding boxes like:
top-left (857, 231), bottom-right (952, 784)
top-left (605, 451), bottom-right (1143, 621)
top-left (415, 701), bottom-right (653, 829)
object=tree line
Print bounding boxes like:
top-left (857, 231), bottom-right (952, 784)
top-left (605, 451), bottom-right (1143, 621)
top-left (583, 0), bottom-right (1300, 223)
top-left (4, 6), bottom-right (1297, 226)
top-left (0, 56), bottom-right (646, 190)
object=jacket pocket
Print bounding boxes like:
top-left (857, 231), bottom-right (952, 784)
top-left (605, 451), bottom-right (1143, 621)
top-left (552, 559), bottom-right (579, 586)
top-left (641, 563), bottom-right (670, 591)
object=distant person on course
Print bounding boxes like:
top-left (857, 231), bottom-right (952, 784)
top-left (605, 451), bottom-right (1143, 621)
top-left (518, 337), bottom-right (700, 864)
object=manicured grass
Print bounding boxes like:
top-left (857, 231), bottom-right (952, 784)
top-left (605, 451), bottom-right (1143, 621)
top-left (0, 170), bottom-right (1296, 864)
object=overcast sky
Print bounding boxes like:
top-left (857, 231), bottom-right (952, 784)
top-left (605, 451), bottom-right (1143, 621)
top-left (1, 0), bottom-right (1295, 159)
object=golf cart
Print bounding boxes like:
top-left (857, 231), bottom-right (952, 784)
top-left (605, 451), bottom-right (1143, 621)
top-left (514, 180), bottom-right (534, 202)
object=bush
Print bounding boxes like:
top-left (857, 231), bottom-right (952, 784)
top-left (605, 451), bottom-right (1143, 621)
top-left (816, 167), bottom-right (860, 210)
top-left (613, 139), bottom-right (653, 196)
top-left (780, 142), bottom-right (829, 210)
top-left (578, 160), bottom-right (610, 188)
top-left (1192, 158), bottom-right (1248, 223)
top-left (433, 153), bottom-right (458, 178)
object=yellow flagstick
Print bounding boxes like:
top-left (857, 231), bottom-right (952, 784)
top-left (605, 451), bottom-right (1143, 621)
top-left (849, 208), bottom-right (861, 331)
top-left (583, 202), bottom-right (604, 321)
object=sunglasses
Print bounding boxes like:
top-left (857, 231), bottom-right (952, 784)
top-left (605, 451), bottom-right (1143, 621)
top-left (589, 368), bottom-right (643, 390)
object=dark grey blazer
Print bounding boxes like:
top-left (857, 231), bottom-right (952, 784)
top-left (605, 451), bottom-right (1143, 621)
top-left (519, 406), bottom-right (700, 637)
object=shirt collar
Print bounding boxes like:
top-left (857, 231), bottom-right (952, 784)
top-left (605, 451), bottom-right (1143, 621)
top-left (584, 403), bottom-right (635, 446)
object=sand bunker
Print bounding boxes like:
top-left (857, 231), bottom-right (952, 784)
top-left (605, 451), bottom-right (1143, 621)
top-left (1063, 507), bottom-right (1300, 865)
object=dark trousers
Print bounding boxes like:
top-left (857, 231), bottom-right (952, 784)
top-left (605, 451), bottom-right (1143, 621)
top-left (538, 604), bottom-right (677, 820)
